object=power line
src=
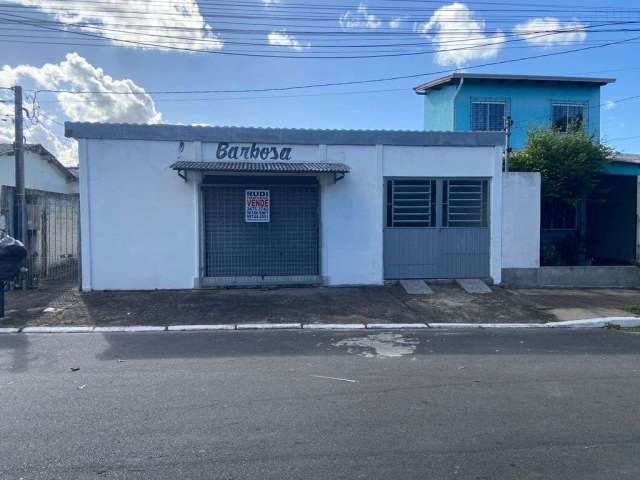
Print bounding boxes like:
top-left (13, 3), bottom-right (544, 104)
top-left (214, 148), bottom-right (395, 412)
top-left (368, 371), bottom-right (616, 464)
top-left (2, 10), bottom-right (638, 59)
top-left (32, 34), bottom-right (640, 95)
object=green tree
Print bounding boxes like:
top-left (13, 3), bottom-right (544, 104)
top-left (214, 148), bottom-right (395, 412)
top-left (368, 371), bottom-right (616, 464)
top-left (510, 127), bottom-right (615, 264)
top-left (509, 127), bottom-right (614, 202)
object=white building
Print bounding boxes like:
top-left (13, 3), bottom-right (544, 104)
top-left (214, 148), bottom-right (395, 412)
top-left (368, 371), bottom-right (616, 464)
top-left (65, 123), bottom-right (540, 291)
top-left (0, 143), bottom-right (78, 195)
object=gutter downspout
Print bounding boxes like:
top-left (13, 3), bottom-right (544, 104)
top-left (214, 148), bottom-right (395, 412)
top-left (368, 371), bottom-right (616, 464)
top-left (451, 77), bottom-right (464, 131)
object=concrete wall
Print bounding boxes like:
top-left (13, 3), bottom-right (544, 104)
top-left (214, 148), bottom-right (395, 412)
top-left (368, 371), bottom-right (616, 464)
top-left (502, 172), bottom-right (541, 268)
top-left (80, 138), bottom-right (505, 290)
top-left (0, 151), bottom-right (77, 194)
top-left (453, 81), bottom-right (601, 149)
top-left (503, 266), bottom-right (640, 288)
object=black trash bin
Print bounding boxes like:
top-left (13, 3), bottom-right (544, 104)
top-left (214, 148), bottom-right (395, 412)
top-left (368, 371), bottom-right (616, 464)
top-left (0, 235), bottom-right (27, 318)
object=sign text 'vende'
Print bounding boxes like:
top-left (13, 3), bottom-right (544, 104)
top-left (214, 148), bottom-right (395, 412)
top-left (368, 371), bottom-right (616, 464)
top-left (216, 142), bottom-right (292, 161)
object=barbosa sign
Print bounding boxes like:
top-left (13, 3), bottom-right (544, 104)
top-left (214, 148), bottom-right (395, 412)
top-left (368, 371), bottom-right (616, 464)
top-left (216, 142), bottom-right (292, 161)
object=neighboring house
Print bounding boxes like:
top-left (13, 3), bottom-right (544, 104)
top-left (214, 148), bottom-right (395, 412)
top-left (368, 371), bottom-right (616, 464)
top-left (0, 143), bottom-right (78, 195)
top-left (414, 73), bottom-right (640, 265)
top-left (0, 144), bottom-right (80, 286)
top-left (414, 73), bottom-right (614, 149)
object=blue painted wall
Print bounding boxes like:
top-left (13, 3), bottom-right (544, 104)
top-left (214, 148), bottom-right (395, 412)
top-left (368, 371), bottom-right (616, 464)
top-left (422, 80), bottom-right (602, 149)
top-left (422, 84), bottom-right (457, 131)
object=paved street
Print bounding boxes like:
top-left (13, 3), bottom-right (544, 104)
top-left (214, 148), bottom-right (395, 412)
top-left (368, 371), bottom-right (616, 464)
top-left (1, 329), bottom-right (640, 479)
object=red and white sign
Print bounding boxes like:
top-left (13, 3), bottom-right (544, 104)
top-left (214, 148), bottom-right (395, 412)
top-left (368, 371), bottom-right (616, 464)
top-left (245, 189), bottom-right (270, 223)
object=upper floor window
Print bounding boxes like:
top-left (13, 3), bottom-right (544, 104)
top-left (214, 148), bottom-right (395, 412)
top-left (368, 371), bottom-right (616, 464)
top-left (552, 103), bottom-right (586, 132)
top-left (471, 101), bottom-right (505, 132)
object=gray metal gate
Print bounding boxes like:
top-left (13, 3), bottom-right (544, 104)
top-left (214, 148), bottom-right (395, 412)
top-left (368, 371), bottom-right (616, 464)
top-left (202, 176), bottom-right (320, 286)
top-left (384, 178), bottom-right (490, 279)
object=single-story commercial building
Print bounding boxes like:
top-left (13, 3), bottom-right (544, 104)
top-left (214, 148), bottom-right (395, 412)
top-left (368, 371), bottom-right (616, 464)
top-left (65, 123), bottom-right (540, 291)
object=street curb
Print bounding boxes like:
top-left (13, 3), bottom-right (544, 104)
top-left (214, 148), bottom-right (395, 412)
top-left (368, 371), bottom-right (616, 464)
top-left (21, 326), bottom-right (95, 333)
top-left (303, 323), bottom-right (366, 330)
top-left (2, 317), bottom-right (639, 334)
top-left (0, 327), bottom-right (20, 334)
top-left (237, 323), bottom-right (302, 330)
top-left (367, 323), bottom-right (429, 329)
top-left (93, 326), bottom-right (167, 333)
top-left (167, 324), bottom-right (235, 332)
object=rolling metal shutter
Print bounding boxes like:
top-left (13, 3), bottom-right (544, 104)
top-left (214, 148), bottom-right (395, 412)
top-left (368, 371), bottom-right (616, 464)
top-left (202, 176), bottom-right (320, 286)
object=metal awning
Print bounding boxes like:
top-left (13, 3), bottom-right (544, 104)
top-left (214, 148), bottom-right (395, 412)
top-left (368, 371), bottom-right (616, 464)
top-left (170, 161), bottom-right (350, 181)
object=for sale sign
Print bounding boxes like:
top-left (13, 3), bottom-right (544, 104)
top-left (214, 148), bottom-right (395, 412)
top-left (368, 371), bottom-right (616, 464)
top-left (245, 189), bottom-right (270, 223)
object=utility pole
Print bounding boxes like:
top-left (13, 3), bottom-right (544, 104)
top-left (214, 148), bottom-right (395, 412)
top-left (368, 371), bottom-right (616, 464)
top-left (12, 85), bottom-right (26, 245)
top-left (503, 115), bottom-right (513, 172)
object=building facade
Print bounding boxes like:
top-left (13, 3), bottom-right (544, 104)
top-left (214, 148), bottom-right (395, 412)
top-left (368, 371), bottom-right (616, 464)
top-left (66, 123), bottom-right (540, 291)
top-left (414, 73), bottom-right (614, 149)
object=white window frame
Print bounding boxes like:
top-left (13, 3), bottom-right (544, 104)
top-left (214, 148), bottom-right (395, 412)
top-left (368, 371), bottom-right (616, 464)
top-left (551, 102), bottom-right (587, 133)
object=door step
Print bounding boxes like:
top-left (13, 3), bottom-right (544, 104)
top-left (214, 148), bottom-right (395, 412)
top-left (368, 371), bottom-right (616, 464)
top-left (457, 278), bottom-right (492, 294)
top-left (399, 279), bottom-right (434, 295)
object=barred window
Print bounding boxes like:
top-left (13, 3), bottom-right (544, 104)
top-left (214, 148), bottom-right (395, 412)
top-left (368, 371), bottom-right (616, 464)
top-left (552, 103), bottom-right (586, 132)
top-left (471, 102), bottom-right (505, 132)
top-left (443, 179), bottom-right (489, 228)
top-left (386, 179), bottom-right (436, 227)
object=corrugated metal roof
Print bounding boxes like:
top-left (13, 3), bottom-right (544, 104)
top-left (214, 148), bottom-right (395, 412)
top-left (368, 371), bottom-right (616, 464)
top-left (614, 153), bottom-right (640, 165)
top-left (170, 161), bottom-right (351, 173)
top-left (64, 123), bottom-right (504, 147)
top-left (414, 73), bottom-right (615, 94)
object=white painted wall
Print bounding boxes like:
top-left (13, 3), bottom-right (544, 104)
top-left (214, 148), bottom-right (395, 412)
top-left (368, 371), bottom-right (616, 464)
top-left (80, 139), bottom-right (199, 290)
top-left (501, 172), bottom-right (541, 268)
top-left (0, 151), bottom-right (77, 194)
top-left (321, 145), bottom-right (383, 285)
top-left (81, 138), bottom-right (505, 290)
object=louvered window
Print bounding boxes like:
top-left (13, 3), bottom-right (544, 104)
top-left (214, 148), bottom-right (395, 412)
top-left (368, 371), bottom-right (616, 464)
top-left (443, 179), bottom-right (489, 228)
top-left (386, 179), bottom-right (436, 227)
top-left (471, 102), bottom-right (505, 132)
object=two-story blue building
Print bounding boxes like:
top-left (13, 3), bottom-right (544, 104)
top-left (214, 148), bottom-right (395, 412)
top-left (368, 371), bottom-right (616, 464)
top-left (414, 73), bottom-right (613, 148)
top-left (414, 73), bottom-right (640, 265)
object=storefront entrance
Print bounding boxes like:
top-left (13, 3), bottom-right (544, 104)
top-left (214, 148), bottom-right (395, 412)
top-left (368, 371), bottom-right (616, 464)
top-left (201, 175), bottom-right (320, 286)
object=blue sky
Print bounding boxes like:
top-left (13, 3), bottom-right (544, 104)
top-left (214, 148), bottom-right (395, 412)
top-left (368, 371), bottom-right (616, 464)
top-left (0, 0), bottom-right (639, 164)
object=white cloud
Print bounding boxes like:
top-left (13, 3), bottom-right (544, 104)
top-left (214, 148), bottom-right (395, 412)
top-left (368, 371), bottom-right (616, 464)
top-left (514, 17), bottom-right (587, 46)
top-left (267, 30), bottom-right (310, 51)
top-left (416, 2), bottom-right (505, 67)
top-left (8, 0), bottom-right (223, 51)
top-left (389, 17), bottom-right (407, 29)
top-left (339, 3), bottom-right (382, 29)
top-left (604, 100), bottom-right (617, 110)
top-left (0, 53), bottom-right (161, 165)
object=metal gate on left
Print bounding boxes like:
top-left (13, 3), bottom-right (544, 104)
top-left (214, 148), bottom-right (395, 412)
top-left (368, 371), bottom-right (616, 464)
top-left (201, 176), bottom-right (320, 287)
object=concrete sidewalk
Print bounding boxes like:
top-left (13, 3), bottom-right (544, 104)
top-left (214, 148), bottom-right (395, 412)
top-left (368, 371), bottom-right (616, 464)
top-left (2, 282), bottom-right (639, 329)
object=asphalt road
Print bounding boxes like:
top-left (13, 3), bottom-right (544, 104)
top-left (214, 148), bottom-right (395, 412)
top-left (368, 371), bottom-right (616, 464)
top-left (1, 328), bottom-right (640, 479)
